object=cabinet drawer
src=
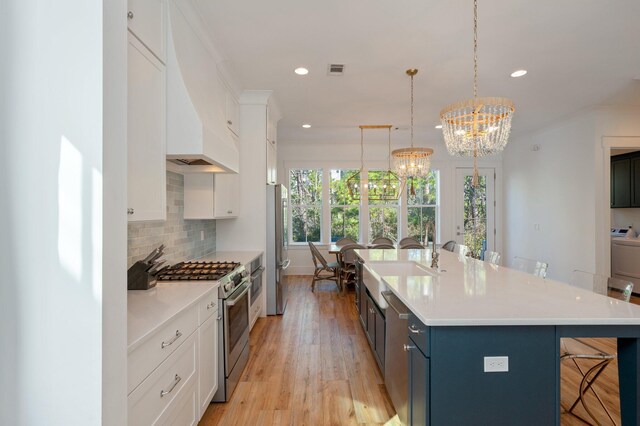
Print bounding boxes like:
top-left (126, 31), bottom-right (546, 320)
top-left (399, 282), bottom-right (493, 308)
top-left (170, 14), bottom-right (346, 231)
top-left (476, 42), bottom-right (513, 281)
top-left (249, 298), bottom-right (262, 329)
top-left (198, 289), bottom-right (218, 326)
top-left (157, 375), bottom-right (198, 426)
top-left (127, 0), bottom-right (165, 62)
top-left (128, 305), bottom-right (198, 394)
top-left (128, 331), bottom-right (198, 425)
top-left (408, 313), bottom-right (430, 357)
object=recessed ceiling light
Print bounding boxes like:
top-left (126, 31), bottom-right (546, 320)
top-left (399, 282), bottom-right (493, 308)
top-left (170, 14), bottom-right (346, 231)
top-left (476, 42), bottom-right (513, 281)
top-left (294, 67), bottom-right (309, 75)
top-left (302, 124), bottom-right (311, 128)
top-left (435, 124), bottom-right (443, 129)
top-left (510, 69), bottom-right (527, 78)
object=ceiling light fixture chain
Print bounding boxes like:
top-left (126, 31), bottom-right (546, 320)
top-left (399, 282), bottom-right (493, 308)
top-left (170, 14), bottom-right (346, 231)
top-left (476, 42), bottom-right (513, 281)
top-left (473, 0), bottom-right (478, 101)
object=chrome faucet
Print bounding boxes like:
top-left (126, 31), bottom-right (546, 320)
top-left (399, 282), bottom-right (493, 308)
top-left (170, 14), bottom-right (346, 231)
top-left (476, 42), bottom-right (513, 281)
top-left (430, 222), bottom-right (439, 269)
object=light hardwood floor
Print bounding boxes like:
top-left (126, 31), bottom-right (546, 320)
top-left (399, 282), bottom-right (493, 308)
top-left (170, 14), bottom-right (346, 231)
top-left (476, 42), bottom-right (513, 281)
top-left (200, 275), bottom-right (632, 425)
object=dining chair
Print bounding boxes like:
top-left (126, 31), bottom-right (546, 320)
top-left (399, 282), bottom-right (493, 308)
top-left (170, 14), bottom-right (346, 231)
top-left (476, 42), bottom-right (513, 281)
top-left (335, 237), bottom-right (357, 247)
top-left (512, 256), bottom-right (548, 278)
top-left (484, 251), bottom-right (501, 265)
top-left (400, 243), bottom-right (425, 249)
top-left (371, 237), bottom-right (395, 245)
top-left (455, 244), bottom-right (470, 257)
top-left (370, 243), bottom-right (395, 249)
top-left (338, 244), bottom-right (366, 290)
top-left (441, 240), bottom-right (457, 252)
top-left (562, 270), bottom-right (634, 425)
top-left (398, 237), bottom-right (421, 248)
top-left (308, 242), bottom-right (340, 292)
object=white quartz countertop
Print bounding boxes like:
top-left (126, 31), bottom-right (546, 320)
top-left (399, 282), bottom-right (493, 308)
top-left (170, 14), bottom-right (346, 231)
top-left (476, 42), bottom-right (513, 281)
top-left (196, 250), bottom-right (263, 267)
top-left (128, 281), bottom-right (218, 350)
top-left (356, 249), bottom-right (640, 327)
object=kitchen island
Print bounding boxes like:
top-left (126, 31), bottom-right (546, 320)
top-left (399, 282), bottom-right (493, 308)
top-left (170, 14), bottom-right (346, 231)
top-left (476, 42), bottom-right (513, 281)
top-left (356, 249), bottom-right (640, 425)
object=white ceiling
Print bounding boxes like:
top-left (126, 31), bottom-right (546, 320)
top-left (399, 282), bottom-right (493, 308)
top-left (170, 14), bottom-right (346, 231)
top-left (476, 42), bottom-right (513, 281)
top-left (193, 0), bottom-right (640, 145)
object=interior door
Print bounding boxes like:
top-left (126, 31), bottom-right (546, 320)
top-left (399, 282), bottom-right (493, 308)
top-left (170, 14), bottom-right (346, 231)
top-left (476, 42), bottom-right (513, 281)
top-left (455, 168), bottom-right (496, 257)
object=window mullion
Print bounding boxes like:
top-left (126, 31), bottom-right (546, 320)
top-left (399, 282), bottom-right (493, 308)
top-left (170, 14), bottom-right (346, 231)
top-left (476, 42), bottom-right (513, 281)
top-left (322, 169), bottom-right (330, 244)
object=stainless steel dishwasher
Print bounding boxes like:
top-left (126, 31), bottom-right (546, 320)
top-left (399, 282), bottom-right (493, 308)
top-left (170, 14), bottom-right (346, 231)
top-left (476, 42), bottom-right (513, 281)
top-left (382, 291), bottom-right (410, 426)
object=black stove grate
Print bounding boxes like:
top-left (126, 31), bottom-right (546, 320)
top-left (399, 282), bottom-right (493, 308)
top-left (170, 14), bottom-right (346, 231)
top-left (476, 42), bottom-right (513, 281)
top-left (157, 261), bottom-right (241, 281)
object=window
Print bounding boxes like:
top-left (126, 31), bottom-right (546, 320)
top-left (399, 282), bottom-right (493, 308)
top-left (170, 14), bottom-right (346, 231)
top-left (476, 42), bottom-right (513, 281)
top-left (330, 169), bottom-right (360, 242)
top-left (368, 170), bottom-right (399, 242)
top-left (407, 172), bottom-right (438, 243)
top-left (290, 169), bottom-right (322, 242)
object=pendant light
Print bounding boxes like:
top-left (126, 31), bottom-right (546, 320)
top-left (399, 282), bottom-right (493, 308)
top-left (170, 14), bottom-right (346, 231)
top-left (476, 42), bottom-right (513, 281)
top-left (439, 0), bottom-right (515, 186)
top-left (392, 69), bottom-right (434, 179)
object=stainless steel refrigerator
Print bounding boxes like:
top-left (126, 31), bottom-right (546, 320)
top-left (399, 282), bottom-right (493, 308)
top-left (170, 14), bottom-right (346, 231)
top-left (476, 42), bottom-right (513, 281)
top-left (266, 184), bottom-right (289, 314)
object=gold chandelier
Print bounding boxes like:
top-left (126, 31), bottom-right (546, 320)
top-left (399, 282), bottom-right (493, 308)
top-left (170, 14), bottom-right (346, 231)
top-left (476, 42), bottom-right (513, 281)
top-left (392, 69), bottom-right (433, 179)
top-left (439, 0), bottom-right (515, 186)
top-left (347, 126), bottom-right (401, 201)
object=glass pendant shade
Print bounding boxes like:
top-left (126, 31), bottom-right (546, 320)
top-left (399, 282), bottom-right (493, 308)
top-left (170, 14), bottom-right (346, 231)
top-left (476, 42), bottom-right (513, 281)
top-left (440, 97), bottom-right (515, 156)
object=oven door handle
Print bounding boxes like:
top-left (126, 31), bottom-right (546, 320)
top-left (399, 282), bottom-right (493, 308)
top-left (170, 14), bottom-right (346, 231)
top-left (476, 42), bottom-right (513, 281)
top-left (251, 266), bottom-right (265, 280)
top-left (226, 281), bottom-right (250, 306)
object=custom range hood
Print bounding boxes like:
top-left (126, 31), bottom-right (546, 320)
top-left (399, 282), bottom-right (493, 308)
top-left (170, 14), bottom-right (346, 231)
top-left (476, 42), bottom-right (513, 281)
top-left (166, 1), bottom-right (239, 173)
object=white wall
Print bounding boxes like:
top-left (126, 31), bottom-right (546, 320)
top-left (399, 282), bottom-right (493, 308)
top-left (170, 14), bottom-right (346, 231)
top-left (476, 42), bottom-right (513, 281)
top-left (278, 136), bottom-right (503, 274)
top-left (503, 106), bottom-right (640, 283)
top-left (0, 1), bottom-right (127, 424)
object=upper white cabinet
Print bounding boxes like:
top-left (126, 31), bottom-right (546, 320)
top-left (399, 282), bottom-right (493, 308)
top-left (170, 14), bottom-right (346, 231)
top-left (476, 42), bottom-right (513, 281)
top-left (127, 0), bottom-right (166, 63)
top-left (183, 173), bottom-right (239, 219)
top-left (266, 142), bottom-right (277, 185)
top-left (127, 33), bottom-right (166, 222)
top-left (224, 86), bottom-right (240, 139)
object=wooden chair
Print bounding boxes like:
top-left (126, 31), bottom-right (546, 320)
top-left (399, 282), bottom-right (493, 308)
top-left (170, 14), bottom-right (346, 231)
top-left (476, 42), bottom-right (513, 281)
top-left (371, 237), bottom-right (394, 245)
top-left (370, 243), bottom-right (395, 249)
top-left (338, 244), bottom-right (366, 290)
top-left (512, 256), bottom-right (548, 278)
top-left (308, 242), bottom-right (340, 292)
top-left (398, 237), bottom-right (421, 248)
top-left (562, 270), bottom-right (634, 425)
top-left (441, 240), bottom-right (456, 252)
top-left (400, 243), bottom-right (425, 249)
top-left (335, 237), bottom-right (357, 246)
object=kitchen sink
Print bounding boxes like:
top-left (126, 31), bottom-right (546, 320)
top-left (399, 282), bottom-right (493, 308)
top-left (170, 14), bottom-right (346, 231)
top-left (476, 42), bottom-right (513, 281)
top-left (367, 261), bottom-right (436, 277)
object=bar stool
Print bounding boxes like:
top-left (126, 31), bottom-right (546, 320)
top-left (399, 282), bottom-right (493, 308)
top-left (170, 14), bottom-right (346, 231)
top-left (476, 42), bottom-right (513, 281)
top-left (484, 251), bottom-right (501, 265)
top-left (512, 256), bottom-right (548, 278)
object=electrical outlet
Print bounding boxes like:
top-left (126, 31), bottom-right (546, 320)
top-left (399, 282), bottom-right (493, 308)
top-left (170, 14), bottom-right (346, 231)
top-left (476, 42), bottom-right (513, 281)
top-left (201, 230), bottom-right (205, 241)
top-left (484, 356), bottom-right (509, 373)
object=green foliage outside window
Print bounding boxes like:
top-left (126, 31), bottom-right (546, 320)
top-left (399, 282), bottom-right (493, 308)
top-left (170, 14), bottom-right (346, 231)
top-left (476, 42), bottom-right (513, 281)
top-left (407, 172), bottom-right (438, 244)
top-left (290, 169), bottom-right (322, 242)
top-left (330, 169), bottom-right (360, 242)
top-left (368, 170), bottom-right (400, 241)
top-left (463, 175), bottom-right (487, 258)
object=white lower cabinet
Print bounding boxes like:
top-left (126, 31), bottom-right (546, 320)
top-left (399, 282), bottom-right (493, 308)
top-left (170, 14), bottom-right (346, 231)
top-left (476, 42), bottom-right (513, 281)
top-left (198, 312), bottom-right (218, 417)
top-left (128, 332), bottom-right (198, 425)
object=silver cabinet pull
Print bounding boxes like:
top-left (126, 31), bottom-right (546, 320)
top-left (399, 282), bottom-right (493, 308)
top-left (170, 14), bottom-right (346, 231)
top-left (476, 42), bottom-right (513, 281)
top-left (409, 324), bottom-right (424, 334)
top-left (161, 330), bottom-right (182, 349)
top-left (403, 344), bottom-right (416, 352)
top-left (216, 315), bottom-right (222, 321)
top-left (227, 120), bottom-right (233, 125)
top-left (127, 208), bottom-right (134, 215)
top-left (227, 210), bottom-right (233, 214)
top-left (160, 374), bottom-right (181, 397)
top-left (369, 308), bottom-right (376, 315)
top-left (127, 11), bottom-right (134, 19)
top-left (206, 302), bottom-right (215, 310)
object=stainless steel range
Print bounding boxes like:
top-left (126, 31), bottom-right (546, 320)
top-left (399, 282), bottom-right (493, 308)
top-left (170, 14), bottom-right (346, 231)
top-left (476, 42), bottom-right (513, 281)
top-left (158, 260), bottom-right (250, 403)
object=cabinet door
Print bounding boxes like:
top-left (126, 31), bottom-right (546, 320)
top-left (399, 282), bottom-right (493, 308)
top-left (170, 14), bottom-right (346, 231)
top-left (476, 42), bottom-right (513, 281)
top-left (214, 173), bottom-right (239, 218)
top-left (266, 141), bottom-right (277, 184)
top-left (198, 313), bottom-right (218, 418)
top-left (409, 344), bottom-right (429, 426)
top-left (358, 279), bottom-right (367, 328)
top-left (225, 90), bottom-right (240, 138)
top-left (127, 0), bottom-right (165, 62)
top-left (366, 296), bottom-right (376, 347)
top-left (611, 158), bottom-right (631, 208)
top-left (127, 34), bottom-right (166, 222)
top-left (633, 158), bottom-right (640, 207)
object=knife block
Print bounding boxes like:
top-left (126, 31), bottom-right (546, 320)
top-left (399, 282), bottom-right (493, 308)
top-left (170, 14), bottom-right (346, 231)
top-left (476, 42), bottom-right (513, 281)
top-left (127, 261), bottom-right (158, 290)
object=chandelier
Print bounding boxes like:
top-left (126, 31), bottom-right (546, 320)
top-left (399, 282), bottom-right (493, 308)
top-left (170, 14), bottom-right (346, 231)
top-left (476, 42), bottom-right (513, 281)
top-left (439, 0), bottom-right (515, 186)
top-left (392, 69), bottom-right (433, 179)
top-left (347, 126), bottom-right (401, 201)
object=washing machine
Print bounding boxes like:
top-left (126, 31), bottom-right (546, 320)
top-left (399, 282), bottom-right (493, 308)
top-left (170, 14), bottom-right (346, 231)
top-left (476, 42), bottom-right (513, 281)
top-left (611, 236), bottom-right (640, 294)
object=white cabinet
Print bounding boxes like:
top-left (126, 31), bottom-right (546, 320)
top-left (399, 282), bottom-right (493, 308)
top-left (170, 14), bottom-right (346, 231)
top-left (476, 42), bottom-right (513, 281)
top-left (127, 34), bottom-right (166, 222)
top-left (127, 0), bottom-right (165, 62)
top-left (225, 88), bottom-right (240, 139)
top-left (183, 173), bottom-right (239, 219)
top-left (266, 141), bottom-right (277, 185)
top-left (198, 313), bottom-right (218, 417)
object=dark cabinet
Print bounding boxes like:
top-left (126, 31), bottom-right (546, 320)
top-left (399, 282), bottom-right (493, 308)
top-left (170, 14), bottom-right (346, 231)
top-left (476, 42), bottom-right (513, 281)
top-left (363, 293), bottom-right (385, 371)
top-left (611, 152), bottom-right (640, 208)
top-left (409, 340), bottom-right (429, 426)
top-left (374, 307), bottom-right (385, 366)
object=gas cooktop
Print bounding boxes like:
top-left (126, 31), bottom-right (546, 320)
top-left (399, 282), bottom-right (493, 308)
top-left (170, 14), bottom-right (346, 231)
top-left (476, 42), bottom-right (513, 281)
top-left (157, 261), bottom-right (241, 281)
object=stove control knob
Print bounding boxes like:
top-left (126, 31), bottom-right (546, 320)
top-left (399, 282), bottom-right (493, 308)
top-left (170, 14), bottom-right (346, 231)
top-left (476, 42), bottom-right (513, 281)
top-left (224, 282), bottom-right (232, 292)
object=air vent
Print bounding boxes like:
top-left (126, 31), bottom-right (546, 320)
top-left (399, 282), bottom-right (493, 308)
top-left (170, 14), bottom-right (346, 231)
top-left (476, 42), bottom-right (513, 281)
top-left (327, 64), bottom-right (345, 76)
